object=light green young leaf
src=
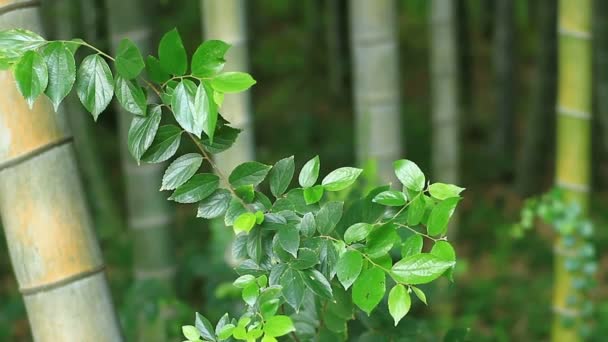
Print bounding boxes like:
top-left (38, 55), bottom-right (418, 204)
top-left (115, 75), bottom-right (146, 115)
top-left (322, 167), bottom-right (363, 191)
top-left (146, 55), bottom-right (169, 83)
top-left (14, 50), bottom-right (48, 108)
top-left (316, 201), bottom-right (344, 234)
top-left (210, 72), bottom-right (256, 93)
top-left (411, 286), bottom-right (427, 305)
top-left (191, 40), bottom-right (230, 77)
top-left (428, 183), bottom-right (465, 200)
top-left (427, 197), bottom-right (461, 236)
top-left (197, 189), bottom-right (232, 219)
top-left (278, 225), bottom-right (300, 257)
top-left (160, 153), bottom-right (203, 190)
top-left (158, 28), bottom-right (187, 75)
top-left (302, 269), bottom-right (333, 300)
top-left (217, 324), bottom-right (235, 340)
top-left (352, 266), bottom-right (385, 315)
top-left (303, 185), bottom-right (324, 205)
top-left (344, 222), bottom-right (373, 244)
top-left (42, 42), bottom-right (75, 111)
top-left (269, 156), bottom-right (295, 197)
top-left (115, 38), bottom-right (145, 79)
top-left (401, 234), bottom-right (423, 258)
top-left (76, 54), bottom-right (114, 120)
top-left (264, 315), bottom-right (295, 337)
top-left (0, 29), bottom-right (45, 58)
top-left (242, 282), bottom-right (260, 307)
top-left (299, 155), bottom-right (320, 188)
top-left (391, 253), bottom-right (455, 284)
top-left (141, 124), bottom-right (182, 163)
top-left (430, 241), bottom-right (456, 261)
top-left (388, 284), bottom-right (411, 326)
top-left (336, 250), bottom-right (363, 290)
top-left (234, 212), bottom-right (257, 233)
top-left (127, 105), bottom-right (161, 162)
top-left (394, 159), bottom-right (425, 192)
top-left (229, 161), bottom-right (272, 188)
top-left (182, 325), bottom-right (200, 341)
top-left (373, 190), bottom-right (407, 206)
top-left (169, 173), bottom-right (219, 203)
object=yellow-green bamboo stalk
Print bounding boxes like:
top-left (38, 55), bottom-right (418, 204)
top-left (0, 1), bottom-right (122, 340)
top-left (349, 0), bottom-right (402, 183)
top-left (554, 0), bottom-right (591, 340)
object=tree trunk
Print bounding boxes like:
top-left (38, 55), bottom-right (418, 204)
top-left (349, 0), bottom-right (402, 183)
top-left (593, 0), bottom-right (608, 156)
top-left (201, 0), bottom-right (255, 175)
top-left (493, 0), bottom-right (516, 178)
top-left (517, 0), bottom-right (557, 196)
top-left (0, 1), bottom-right (122, 341)
top-left (553, 0), bottom-right (591, 340)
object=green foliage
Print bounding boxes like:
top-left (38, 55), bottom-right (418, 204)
top-left (0, 28), bottom-right (464, 341)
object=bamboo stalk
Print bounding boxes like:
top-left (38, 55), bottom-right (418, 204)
top-left (0, 1), bottom-right (122, 340)
top-left (553, 0), bottom-right (591, 340)
top-left (349, 0), bottom-right (402, 183)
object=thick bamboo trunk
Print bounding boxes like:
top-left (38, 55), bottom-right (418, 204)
top-left (201, 0), bottom-right (255, 175)
top-left (517, 0), bottom-right (557, 196)
top-left (349, 0), bottom-right (402, 184)
top-left (0, 1), bottom-right (122, 341)
top-left (553, 1), bottom-right (591, 340)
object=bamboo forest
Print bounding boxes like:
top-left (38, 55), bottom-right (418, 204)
top-left (0, 0), bottom-right (607, 341)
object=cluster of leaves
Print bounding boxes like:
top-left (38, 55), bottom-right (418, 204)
top-left (0, 28), bottom-right (464, 341)
top-left (514, 188), bottom-right (596, 338)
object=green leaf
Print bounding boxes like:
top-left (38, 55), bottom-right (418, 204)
top-left (406, 194), bottom-right (426, 226)
top-left (322, 167), bottom-right (363, 191)
top-left (280, 268), bottom-right (306, 311)
top-left (298, 212), bottom-right (316, 237)
top-left (229, 161), bottom-right (272, 188)
top-left (115, 76), bottom-right (147, 115)
top-left (298, 155), bottom-right (320, 188)
top-left (182, 325), bottom-right (200, 341)
top-left (200, 122), bottom-right (241, 154)
top-left (427, 197), bottom-right (461, 236)
top-left (161, 153), bottom-right (203, 190)
top-left (14, 50), bottom-right (47, 108)
top-left (42, 42), bottom-right (75, 111)
top-left (172, 79), bottom-right (202, 136)
top-left (234, 212), bottom-right (257, 233)
top-left (225, 198), bottom-right (247, 226)
top-left (316, 201), bottom-right (344, 235)
top-left (391, 253), bottom-right (455, 284)
top-left (319, 239), bottom-right (339, 280)
top-left (0, 29), bottom-right (45, 58)
top-left (115, 38), bottom-right (144, 79)
top-left (210, 72), bottom-right (256, 93)
top-left (352, 266), bottom-right (385, 315)
top-left (344, 222), bottom-right (373, 244)
top-left (394, 160), bottom-right (425, 192)
top-left (76, 54), bottom-right (114, 120)
top-left (290, 248), bottom-right (319, 270)
top-left (233, 275), bottom-right (256, 288)
top-left (303, 185), bottom-right (324, 205)
top-left (146, 55), bottom-right (169, 83)
top-left (242, 282), bottom-right (260, 307)
top-left (269, 156), bottom-right (295, 197)
top-left (428, 183), bottom-right (465, 200)
top-left (365, 223), bottom-right (398, 258)
top-left (373, 190), bottom-right (407, 206)
top-left (158, 28), bottom-right (187, 75)
top-left (235, 184), bottom-right (255, 202)
top-left (302, 269), bottom-right (333, 299)
top-left (141, 124), bottom-right (182, 163)
top-left (191, 40), bottom-right (230, 77)
top-left (195, 313), bottom-right (217, 341)
top-left (388, 284), bottom-right (411, 326)
top-left (200, 83), bottom-right (218, 142)
top-left (217, 324), bottom-right (235, 340)
top-left (169, 173), bottom-right (219, 203)
top-left (336, 250), bottom-right (363, 290)
top-left (264, 315), bottom-right (295, 337)
top-left (430, 241), bottom-right (456, 261)
top-left (127, 105), bottom-right (161, 162)
top-left (278, 225), bottom-right (300, 257)
top-left (411, 286), bottom-right (427, 305)
top-left (64, 39), bottom-right (84, 55)
top-left (401, 234), bottom-right (423, 258)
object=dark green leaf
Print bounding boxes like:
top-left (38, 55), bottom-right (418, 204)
top-left (169, 173), bottom-right (219, 203)
top-left (197, 189), bottom-right (231, 219)
top-left (210, 72), bottom-right (256, 93)
top-left (76, 54), bottom-right (113, 120)
top-left (316, 201), bottom-right (344, 235)
top-left (394, 159), bottom-right (425, 192)
top-left (229, 161), bottom-right (271, 188)
top-left (115, 76), bottom-right (146, 115)
top-left (298, 212), bottom-right (316, 237)
top-left (224, 198), bottom-right (247, 226)
top-left (302, 269), bottom-right (333, 300)
top-left (401, 234), bottom-right (423, 258)
top-left (235, 184), bottom-right (255, 203)
top-left (407, 194), bottom-right (426, 226)
top-left (115, 38), bottom-right (144, 79)
top-left (366, 223), bottom-right (398, 258)
top-left (158, 28), bottom-right (187, 75)
top-left (127, 105), bottom-right (161, 162)
top-left (344, 223), bottom-right (373, 244)
top-left (336, 250), bottom-right (363, 290)
top-left (42, 42), bottom-right (75, 111)
top-left (352, 266), bottom-right (385, 315)
top-left (280, 268), bottom-right (306, 311)
top-left (14, 50), bottom-right (47, 108)
top-left (269, 156), bottom-right (295, 197)
top-left (290, 248), bottom-right (319, 270)
top-left (278, 225), bottom-right (300, 257)
top-left (191, 40), bottom-right (230, 77)
top-left (146, 55), bottom-right (169, 83)
top-left (391, 253), bottom-right (455, 284)
top-left (373, 190), bottom-right (407, 206)
top-left (201, 123), bottom-right (241, 154)
top-left (200, 83), bottom-right (218, 142)
top-left (141, 124), bottom-right (182, 163)
top-left (298, 155), bottom-right (320, 187)
top-left (303, 185), bottom-right (324, 205)
top-left (322, 167), bottom-right (363, 192)
top-left (319, 239), bottom-right (339, 280)
top-left (427, 197), bottom-right (461, 236)
top-left (172, 79), bottom-right (203, 137)
top-left (388, 284), bottom-right (411, 326)
top-left (161, 153), bottom-right (203, 190)
top-left (195, 313), bottom-right (217, 341)
top-left (428, 183), bottom-right (465, 200)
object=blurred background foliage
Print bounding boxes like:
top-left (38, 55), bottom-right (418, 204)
top-left (1, 0), bottom-right (608, 341)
